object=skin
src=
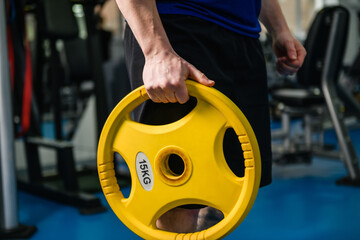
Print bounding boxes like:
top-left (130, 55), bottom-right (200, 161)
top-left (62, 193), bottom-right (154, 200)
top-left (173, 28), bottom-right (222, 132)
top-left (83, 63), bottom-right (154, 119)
top-left (260, 0), bottom-right (307, 75)
top-left (115, 0), bottom-right (306, 233)
top-left (115, 0), bottom-right (215, 104)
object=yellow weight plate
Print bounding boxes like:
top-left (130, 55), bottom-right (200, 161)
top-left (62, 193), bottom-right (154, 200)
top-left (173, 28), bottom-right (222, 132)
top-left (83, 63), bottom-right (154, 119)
top-left (97, 80), bottom-right (261, 240)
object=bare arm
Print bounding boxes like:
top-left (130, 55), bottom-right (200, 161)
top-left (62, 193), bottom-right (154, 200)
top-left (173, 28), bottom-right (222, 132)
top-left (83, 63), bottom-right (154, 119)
top-left (260, 0), bottom-right (306, 75)
top-left (115, 0), bottom-right (214, 103)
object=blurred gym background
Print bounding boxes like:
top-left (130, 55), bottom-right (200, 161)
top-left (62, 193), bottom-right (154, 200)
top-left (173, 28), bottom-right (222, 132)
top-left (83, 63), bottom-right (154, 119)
top-left (1, 0), bottom-right (360, 239)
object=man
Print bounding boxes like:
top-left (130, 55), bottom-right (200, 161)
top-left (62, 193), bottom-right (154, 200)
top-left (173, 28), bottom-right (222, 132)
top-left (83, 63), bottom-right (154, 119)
top-left (115, 0), bottom-right (306, 233)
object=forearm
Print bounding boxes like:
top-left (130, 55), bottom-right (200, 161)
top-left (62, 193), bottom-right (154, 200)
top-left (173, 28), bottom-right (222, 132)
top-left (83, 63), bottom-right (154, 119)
top-left (115, 0), bottom-right (214, 103)
top-left (259, 0), bottom-right (291, 38)
top-left (260, 0), bottom-right (306, 75)
top-left (115, 0), bottom-right (173, 57)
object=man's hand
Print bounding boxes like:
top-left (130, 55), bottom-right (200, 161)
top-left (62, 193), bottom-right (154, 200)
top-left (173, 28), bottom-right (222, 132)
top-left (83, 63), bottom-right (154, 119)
top-left (143, 50), bottom-right (215, 103)
top-left (115, 1), bottom-right (214, 104)
top-left (259, 0), bottom-right (307, 76)
top-left (272, 32), bottom-right (307, 76)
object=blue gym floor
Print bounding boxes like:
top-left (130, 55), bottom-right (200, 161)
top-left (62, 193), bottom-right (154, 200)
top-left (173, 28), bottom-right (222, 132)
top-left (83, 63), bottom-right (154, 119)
top-left (18, 128), bottom-right (360, 240)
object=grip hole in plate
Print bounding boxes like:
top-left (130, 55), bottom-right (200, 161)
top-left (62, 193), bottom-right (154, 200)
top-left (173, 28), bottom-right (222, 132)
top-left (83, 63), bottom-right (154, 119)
top-left (223, 128), bottom-right (245, 178)
top-left (131, 97), bottom-right (197, 124)
top-left (114, 152), bottom-right (131, 198)
top-left (156, 206), bottom-right (224, 233)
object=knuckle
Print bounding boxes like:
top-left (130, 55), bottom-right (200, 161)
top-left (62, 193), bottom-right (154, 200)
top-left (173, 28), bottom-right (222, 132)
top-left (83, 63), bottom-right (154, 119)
top-left (146, 88), bottom-right (153, 94)
top-left (146, 84), bottom-right (155, 92)
top-left (158, 83), bottom-right (170, 93)
top-left (171, 79), bottom-right (182, 88)
top-left (148, 84), bottom-right (162, 93)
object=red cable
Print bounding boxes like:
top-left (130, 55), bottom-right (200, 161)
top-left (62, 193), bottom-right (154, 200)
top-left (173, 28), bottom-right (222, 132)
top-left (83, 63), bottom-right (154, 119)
top-left (16, 40), bottom-right (32, 137)
top-left (7, 27), bottom-right (15, 90)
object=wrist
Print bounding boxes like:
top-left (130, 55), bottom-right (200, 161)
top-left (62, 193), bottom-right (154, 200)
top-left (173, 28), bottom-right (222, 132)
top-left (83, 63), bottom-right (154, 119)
top-left (260, 0), bottom-right (291, 39)
top-left (267, 23), bottom-right (291, 40)
top-left (138, 25), bottom-right (174, 58)
top-left (143, 43), bottom-right (177, 61)
top-left (271, 29), bottom-right (294, 44)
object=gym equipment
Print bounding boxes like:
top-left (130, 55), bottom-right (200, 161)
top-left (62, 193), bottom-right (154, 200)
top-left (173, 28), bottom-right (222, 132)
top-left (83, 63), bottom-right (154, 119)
top-left (98, 80), bottom-right (261, 239)
top-left (0, 0), bottom-right (36, 238)
top-left (17, 0), bottom-right (107, 214)
top-left (339, 50), bottom-right (360, 117)
top-left (270, 6), bottom-right (360, 184)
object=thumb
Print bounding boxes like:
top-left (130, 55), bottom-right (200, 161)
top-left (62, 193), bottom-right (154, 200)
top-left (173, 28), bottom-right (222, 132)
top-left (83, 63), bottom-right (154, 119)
top-left (285, 41), bottom-right (297, 60)
top-left (187, 63), bottom-right (215, 86)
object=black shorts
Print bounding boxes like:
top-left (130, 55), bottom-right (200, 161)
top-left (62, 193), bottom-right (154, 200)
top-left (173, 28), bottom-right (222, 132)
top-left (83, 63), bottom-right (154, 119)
top-left (124, 14), bottom-right (272, 187)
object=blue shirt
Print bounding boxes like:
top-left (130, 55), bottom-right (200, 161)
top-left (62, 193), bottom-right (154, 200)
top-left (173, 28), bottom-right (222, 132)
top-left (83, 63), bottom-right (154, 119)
top-left (156, 0), bottom-right (262, 38)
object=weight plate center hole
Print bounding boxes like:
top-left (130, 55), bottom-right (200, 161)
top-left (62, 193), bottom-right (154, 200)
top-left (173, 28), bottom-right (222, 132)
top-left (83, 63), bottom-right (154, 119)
top-left (156, 146), bottom-right (192, 186)
top-left (165, 154), bottom-right (185, 179)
